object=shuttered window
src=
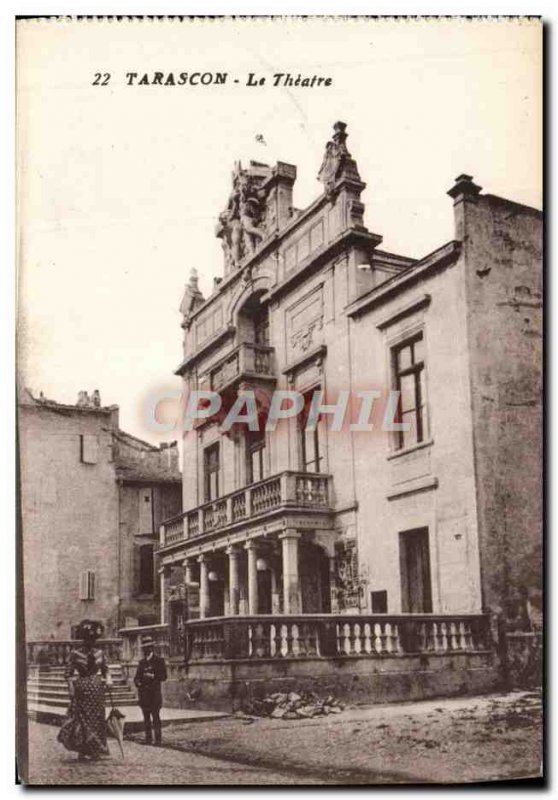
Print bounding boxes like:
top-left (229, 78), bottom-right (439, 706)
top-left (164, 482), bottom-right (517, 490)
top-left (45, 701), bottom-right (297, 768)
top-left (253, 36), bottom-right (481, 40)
top-left (79, 570), bottom-right (95, 600)
top-left (80, 434), bottom-right (99, 464)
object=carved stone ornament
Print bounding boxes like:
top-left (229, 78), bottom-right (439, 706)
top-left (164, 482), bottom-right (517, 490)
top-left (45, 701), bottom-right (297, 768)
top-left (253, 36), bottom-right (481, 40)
top-left (180, 268), bottom-right (205, 329)
top-left (291, 317), bottom-right (323, 352)
top-left (216, 161), bottom-right (271, 271)
top-left (317, 121), bottom-right (351, 196)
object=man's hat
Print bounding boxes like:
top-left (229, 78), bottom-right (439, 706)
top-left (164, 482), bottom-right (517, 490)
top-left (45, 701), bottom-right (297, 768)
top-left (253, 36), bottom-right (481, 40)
top-left (140, 636), bottom-right (155, 649)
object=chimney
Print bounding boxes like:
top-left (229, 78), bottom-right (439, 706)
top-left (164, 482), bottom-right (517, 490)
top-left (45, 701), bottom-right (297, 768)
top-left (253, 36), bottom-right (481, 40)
top-left (263, 162), bottom-right (297, 232)
top-left (162, 441), bottom-right (179, 473)
top-left (77, 390), bottom-right (89, 407)
top-left (447, 174), bottom-right (482, 202)
top-left (92, 389), bottom-right (101, 408)
top-left (447, 174), bottom-right (483, 242)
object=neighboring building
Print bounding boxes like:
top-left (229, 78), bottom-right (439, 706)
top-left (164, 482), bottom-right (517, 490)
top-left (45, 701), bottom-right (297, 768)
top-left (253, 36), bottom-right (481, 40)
top-left (19, 389), bottom-right (182, 641)
top-left (136, 121), bottom-right (542, 705)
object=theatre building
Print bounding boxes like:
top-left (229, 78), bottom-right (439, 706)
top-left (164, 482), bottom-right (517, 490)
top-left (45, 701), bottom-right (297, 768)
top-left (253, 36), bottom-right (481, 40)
top-left (122, 122), bottom-right (542, 707)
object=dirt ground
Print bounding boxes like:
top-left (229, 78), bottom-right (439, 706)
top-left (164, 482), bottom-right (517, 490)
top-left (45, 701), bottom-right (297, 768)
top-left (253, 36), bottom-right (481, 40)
top-left (126, 689), bottom-right (543, 785)
top-left (22, 689), bottom-right (543, 785)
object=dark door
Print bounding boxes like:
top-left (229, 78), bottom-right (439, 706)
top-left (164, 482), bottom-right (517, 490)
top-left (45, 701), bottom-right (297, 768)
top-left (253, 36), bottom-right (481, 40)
top-left (257, 570), bottom-right (272, 614)
top-left (399, 528), bottom-right (433, 613)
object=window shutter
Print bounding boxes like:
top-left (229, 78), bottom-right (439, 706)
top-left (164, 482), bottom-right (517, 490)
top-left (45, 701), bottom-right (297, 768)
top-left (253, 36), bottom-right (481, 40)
top-left (79, 570), bottom-right (95, 600)
top-left (88, 570), bottom-right (95, 600)
top-left (80, 435), bottom-right (99, 464)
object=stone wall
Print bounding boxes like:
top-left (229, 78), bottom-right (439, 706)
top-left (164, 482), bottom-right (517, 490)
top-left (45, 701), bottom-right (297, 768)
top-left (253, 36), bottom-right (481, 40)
top-left (19, 402), bottom-right (121, 639)
top-left (162, 652), bottom-right (498, 712)
top-left (456, 188), bottom-right (543, 622)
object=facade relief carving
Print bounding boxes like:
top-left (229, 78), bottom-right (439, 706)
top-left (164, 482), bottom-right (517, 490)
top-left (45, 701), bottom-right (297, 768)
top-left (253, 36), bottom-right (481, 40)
top-left (291, 317), bottom-right (324, 353)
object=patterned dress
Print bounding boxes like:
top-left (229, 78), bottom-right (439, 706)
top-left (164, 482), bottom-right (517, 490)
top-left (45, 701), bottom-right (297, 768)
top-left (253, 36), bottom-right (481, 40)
top-left (57, 646), bottom-right (109, 758)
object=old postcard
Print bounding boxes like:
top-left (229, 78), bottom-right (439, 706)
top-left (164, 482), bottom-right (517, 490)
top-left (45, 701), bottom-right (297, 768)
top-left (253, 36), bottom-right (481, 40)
top-left (16, 15), bottom-right (543, 786)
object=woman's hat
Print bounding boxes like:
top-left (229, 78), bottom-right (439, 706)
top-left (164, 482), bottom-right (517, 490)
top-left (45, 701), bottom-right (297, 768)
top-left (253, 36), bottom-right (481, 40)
top-left (140, 636), bottom-right (155, 648)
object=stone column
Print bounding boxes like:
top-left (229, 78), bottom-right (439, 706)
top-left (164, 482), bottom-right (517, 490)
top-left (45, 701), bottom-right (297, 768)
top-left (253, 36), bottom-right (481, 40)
top-left (271, 561), bottom-right (281, 614)
top-left (329, 556), bottom-right (340, 613)
top-left (227, 546), bottom-right (240, 615)
top-left (159, 564), bottom-right (172, 624)
top-left (245, 541), bottom-right (258, 615)
top-left (159, 567), bottom-right (166, 624)
top-left (280, 530), bottom-right (301, 614)
top-left (183, 559), bottom-right (194, 586)
top-left (198, 555), bottom-right (209, 619)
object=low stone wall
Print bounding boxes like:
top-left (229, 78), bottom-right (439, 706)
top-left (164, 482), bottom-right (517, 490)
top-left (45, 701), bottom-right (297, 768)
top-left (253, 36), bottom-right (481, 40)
top-left (161, 651), bottom-right (498, 712)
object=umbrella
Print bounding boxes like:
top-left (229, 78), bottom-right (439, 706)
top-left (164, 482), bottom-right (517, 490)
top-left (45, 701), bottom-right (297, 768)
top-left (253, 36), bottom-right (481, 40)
top-left (106, 687), bottom-right (126, 759)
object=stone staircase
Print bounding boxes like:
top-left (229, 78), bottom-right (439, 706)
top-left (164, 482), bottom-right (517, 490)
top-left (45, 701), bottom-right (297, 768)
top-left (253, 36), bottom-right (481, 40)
top-left (27, 664), bottom-right (138, 722)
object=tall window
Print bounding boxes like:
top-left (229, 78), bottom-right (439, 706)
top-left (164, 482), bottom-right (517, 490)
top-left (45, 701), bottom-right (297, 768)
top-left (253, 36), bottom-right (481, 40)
top-left (254, 309), bottom-right (270, 346)
top-left (138, 544), bottom-right (154, 594)
top-left (392, 333), bottom-right (427, 450)
top-left (299, 391), bottom-right (325, 473)
top-left (204, 443), bottom-right (220, 502)
top-left (247, 430), bottom-right (266, 484)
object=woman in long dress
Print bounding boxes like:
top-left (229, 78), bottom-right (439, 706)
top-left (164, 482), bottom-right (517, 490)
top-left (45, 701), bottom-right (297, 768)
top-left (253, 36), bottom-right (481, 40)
top-left (57, 619), bottom-right (112, 761)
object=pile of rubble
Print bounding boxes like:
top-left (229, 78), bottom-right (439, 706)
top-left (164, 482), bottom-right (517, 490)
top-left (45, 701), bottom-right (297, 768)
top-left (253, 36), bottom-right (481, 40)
top-left (244, 691), bottom-right (345, 719)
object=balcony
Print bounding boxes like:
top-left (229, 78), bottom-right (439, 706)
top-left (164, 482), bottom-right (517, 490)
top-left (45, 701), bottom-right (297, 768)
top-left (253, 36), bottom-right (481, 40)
top-left (161, 471), bottom-right (332, 548)
top-left (199, 341), bottom-right (276, 394)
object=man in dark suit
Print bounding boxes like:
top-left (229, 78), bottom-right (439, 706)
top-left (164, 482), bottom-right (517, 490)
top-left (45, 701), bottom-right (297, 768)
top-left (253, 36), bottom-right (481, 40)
top-left (133, 635), bottom-right (168, 745)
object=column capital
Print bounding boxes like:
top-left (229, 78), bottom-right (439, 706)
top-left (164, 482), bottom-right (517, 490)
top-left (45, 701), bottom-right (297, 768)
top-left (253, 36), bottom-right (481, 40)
top-left (197, 553), bottom-right (207, 563)
top-left (226, 545), bottom-right (240, 556)
top-left (279, 529), bottom-right (301, 541)
top-left (244, 539), bottom-right (259, 551)
top-left (158, 563), bottom-right (172, 575)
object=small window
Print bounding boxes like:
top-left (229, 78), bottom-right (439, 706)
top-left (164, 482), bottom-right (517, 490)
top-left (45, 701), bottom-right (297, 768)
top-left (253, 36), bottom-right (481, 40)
top-left (79, 570), bottom-right (95, 601)
top-left (371, 590), bottom-right (388, 613)
top-left (392, 333), bottom-right (428, 450)
top-left (138, 544), bottom-right (154, 594)
top-left (80, 435), bottom-right (98, 464)
top-left (204, 443), bottom-right (220, 502)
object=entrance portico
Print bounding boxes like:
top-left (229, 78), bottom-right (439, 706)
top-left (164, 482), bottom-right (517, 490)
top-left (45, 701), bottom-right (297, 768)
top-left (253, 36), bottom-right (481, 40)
top-left (162, 525), bottom-right (335, 623)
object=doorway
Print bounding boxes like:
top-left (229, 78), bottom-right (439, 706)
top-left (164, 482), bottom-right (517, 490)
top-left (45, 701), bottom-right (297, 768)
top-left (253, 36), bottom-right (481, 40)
top-left (399, 527), bottom-right (433, 613)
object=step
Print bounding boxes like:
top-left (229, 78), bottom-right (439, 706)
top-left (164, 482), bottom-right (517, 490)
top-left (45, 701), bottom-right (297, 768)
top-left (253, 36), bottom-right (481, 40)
top-left (28, 704), bottom-right (228, 732)
top-left (27, 689), bottom-right (136, 702)
top-left (27, 696), bottom-right (138, 709)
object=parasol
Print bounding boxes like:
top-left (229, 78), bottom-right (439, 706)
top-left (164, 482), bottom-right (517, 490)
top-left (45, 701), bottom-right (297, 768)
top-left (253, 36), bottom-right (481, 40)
top-left (106, 686), bottom-right (126, 759)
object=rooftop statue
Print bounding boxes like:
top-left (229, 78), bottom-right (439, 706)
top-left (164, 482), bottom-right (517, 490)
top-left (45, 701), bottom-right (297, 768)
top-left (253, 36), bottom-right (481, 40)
top-left (216, 161), bottom-right (270, 272)
top-left (317, 120), bottom-right (351, 197)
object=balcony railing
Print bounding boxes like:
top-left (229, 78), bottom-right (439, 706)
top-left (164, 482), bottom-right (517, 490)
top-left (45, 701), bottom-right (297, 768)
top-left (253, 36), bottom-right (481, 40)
top-left (161, 471), bottom-right (332, 547)
top-left (184, 614), bottom-right (490, 662)
top-left (199, 342), bottom-right (276, 393)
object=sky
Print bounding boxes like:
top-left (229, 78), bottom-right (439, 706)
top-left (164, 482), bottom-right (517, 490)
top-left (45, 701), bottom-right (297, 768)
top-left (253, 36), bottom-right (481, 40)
top-left (16, 17), bottom-right (542, 445)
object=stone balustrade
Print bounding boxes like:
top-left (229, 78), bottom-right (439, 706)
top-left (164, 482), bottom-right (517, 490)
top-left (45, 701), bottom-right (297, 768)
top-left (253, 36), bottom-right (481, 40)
top-left (26, 639), bottom-right (123, 667)
top-left (160, 471), bottom-right (332, 547)
top-left (184, 613), bottom-right (490, 663)
top-left (118, 624), bottom-right (170, 663)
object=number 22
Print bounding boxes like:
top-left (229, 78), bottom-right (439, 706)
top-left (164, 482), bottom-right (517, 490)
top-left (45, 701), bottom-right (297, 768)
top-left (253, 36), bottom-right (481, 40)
top-left (92, 73), bottom-right (111, 86)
